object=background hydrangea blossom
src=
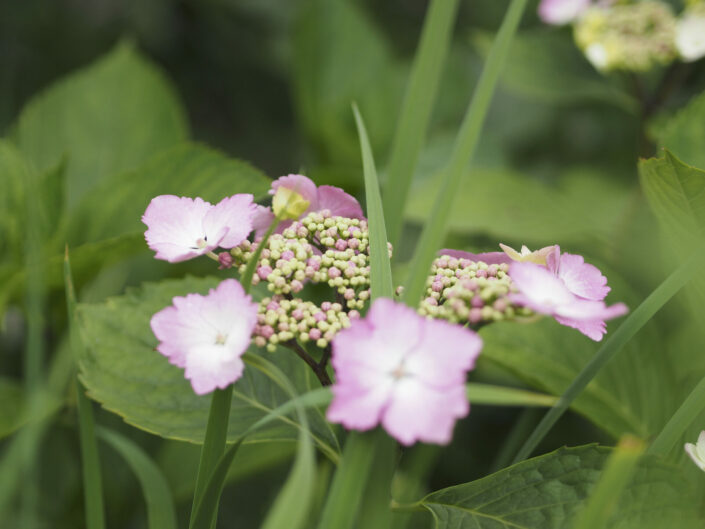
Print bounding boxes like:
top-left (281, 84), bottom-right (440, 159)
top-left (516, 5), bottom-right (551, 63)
top-left (685, 431), bottom-right (705, 472)
top-left (538, 0), bottom-right (591, 25)
top-left (327, 298), bottom-right (482, 445)
top-left (150, 279), bottom-right (258, 395)
top-left (142, 194), bottom-right (256, 262)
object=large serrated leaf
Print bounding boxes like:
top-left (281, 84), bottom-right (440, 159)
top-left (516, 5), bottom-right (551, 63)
top-left (421, 445), bottom-right (700, 528)
top-left (68, 142), bottom-right (270, 246)
top-left (659, 91), bottom-right (705, 169)
top-left (479, 317), bottom-right (675, 440)
top-left (15, 41), bottom-right (188, 207)
top-left (75, 276), bottom-right (340, 461)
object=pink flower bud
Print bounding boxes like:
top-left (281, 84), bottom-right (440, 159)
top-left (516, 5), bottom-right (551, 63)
top-left (218, 252), bottom-right (233, 269)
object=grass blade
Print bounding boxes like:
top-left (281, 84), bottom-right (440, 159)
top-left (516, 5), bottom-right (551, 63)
top-left (97, 427), bottom-right (177, 529)
top-left (647, 375), bottom-right (705, 456)
top-left (383, 0), bottom-right (460, 246)
top-left (466, 383), bottom-right (556, 407)
top-left (571, 436), bottom-right (645, 529)
top-left (65, 248), bottom-right (106, 529)
top-left (402, 0), bottom-right (528, 307)
top-left (513, 244), bottom-right (705, 463)
top-left (353, 103), bottom-right (394, 300)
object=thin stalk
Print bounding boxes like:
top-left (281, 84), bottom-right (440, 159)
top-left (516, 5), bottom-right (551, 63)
top-left (513, 244), bottom-right (705, 463)
top-left (402, 0), bottom-right (528, 307)
top-left (647, 376), bottom-right (705, 456)
top-left (383, 0), bottom-right (460, 246)
top-left (189, 215), bottom-right (280, 528)
top-left (65, 248), bottom-right (106, 529)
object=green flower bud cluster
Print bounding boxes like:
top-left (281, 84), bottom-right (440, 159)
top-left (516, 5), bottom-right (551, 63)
top-left (252, 296), bottom-right (359, 352)
top-left (418, 255), bottom-right (532, 326)
top-left (574, 2), bottom-right (677, 72)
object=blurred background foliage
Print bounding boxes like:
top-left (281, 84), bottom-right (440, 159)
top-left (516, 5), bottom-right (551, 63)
top-left (2, 0), bottom-right (705, 527)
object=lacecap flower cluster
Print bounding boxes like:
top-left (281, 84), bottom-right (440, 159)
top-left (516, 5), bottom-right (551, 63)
top-left (141, 174), bottom-right (627, 446)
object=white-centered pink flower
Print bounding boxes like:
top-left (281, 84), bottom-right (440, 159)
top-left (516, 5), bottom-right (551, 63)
top-left (327, 298), bottom-right (482, 446)
top-left (538, 0), bottom-right (591, 25)
top-left (509, 261), bottom-right (627, 341)
top-left (142, 194), bottom-right (256, 263)
top-left (150, 279), bottom-right (258, 395)
top-left (253, 174), bottom-right (364, 236)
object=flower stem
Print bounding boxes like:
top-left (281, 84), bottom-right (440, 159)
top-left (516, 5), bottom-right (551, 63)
top-left (190, 215), bottom-right (281, 528)
top-left (286, 340), bottom-right (332, 386)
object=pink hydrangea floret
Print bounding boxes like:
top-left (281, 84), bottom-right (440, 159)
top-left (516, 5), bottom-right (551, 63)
top-left (327, 298), bottom-right (483, 446)
top-left (253, 174), bottom-right (364, 235)
top-left (142, 194), bottom-right (256, 263)
top-left (150, 279), bottom-right (258, 395)
top-left (538, 0), bottom-right (591, 25)
top-left (508, 260), bottom-right (627, 341)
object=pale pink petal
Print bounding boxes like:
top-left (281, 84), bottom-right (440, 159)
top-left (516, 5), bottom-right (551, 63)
top-left (326, 375), bottom-right (395, 431)
top-left (538, 0), bottom-right (590, 25)
top-left (203, 194), bottom-right (256, 248)
top-left (440, 249), bottom-right (512, 265)
top-left (554, 316), bottom-right (607, 341)
top-left (271, 174), bottom-right (319, 209)
top-left (142, 195), bottom-right (216, 262)
top-left (406, 318), bottom-right (482, 388)
top-left (252, 205), bottom-right (276, 238)
top-left (509, 262), bottom-right (577, 313)
top-left (554, 253), bottom-right (610, 301)
top-left (316, 185), bottom-right (364, 219)
top-left (150, 279), bottom-right (258, 395)
top-left (553, 300), bottom-right (627, 321)
top-left (381, 379), bottom-right (468, 446)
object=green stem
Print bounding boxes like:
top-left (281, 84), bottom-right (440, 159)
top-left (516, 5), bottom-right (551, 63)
top-left (65, 248), bottom-right (106, 529)
top-left (189, 217), bottom-right (280, 529)
top-left (383, 0), bottom-right (460, 247)
top-left (316, 430), bottom-right (386, 529)
top-left (647, 376), bottom-right (705, 456)
top-left (402, 0), bottom-right (528, 307)
top-left (513, 244), bottom-right (705, 464)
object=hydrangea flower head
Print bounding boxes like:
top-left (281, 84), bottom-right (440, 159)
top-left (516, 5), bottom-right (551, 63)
top-left (142, 194), bottom-right (256, 263)
top-left (509, 261), bottom-right (627, 341)
top-left (327, 298), bottom-right (482, 445)
top-left (499, 243), bottom-right (557, 265)
top-left (685, 431), bottom-right (705, 472)
top-left (538, 0), bottom-right (591, 25)
top-left (150, 279), bottom-right (258, 395)
top-left (253, 174), bottom-right (363, 235)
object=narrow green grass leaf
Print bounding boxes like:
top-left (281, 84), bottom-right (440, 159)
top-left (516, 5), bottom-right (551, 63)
top-left (353, 103), bottom-right (393, 300)
top-left (513, 243), bottom-right (705, 463)
top-left (65, 248), bottom-right (106, 529)
top-left (571, 436), bottom-right (645, 529)
top-left (647, 375), bottom-right (705, 456)
top-left (97, 428), bottom-right (177, 529)
top-left (383, 0), bottom-right (460, 246)
top-left (402, 0), bottom-right (528, 307)
top-left (466, 383), bottom-right (556, 407)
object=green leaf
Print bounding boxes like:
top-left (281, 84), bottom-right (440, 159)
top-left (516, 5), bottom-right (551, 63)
top-left (406, 167), bottom-right (631, 247)
top-left (98, 428), bottom-right (177, 529)
top-left (353, 104), bottom-right (393, 300)
top-left (383, 0), bottom-right (460, 245)
top-left (571, 437), bottom-right (645, 529)
top-left (480, 318), bottom-right (675, 441)
top-left (75, 276), bottom-right (340, 460)
top-left (15, 41), bottom-right (188, 207)
top-left (639, 150), bottom-right (705, 242)
top-left (0, 141), bottom-right (31, 264)
top-left (466, 383), bottom-right (556, 408)
top-left (473, 29), bottom-right (637, 112)
top-left (402, 0), bottom-right (528, 307)
top-left (292, 0), bottom-right (403, 166)
top-left (659, 90), bottom-right (705, 169)
top-left (68, 142), bottom-right (271, 245)
top-left (419, 445), bottom-right (700, 528)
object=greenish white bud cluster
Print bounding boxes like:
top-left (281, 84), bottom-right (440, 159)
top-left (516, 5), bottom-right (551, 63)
top-left (418, 255), bottom-right (532, 327)
top-left (574, 2), bottom-right (676, 72)
top-left (252, 296), bottom-right (358, 352)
